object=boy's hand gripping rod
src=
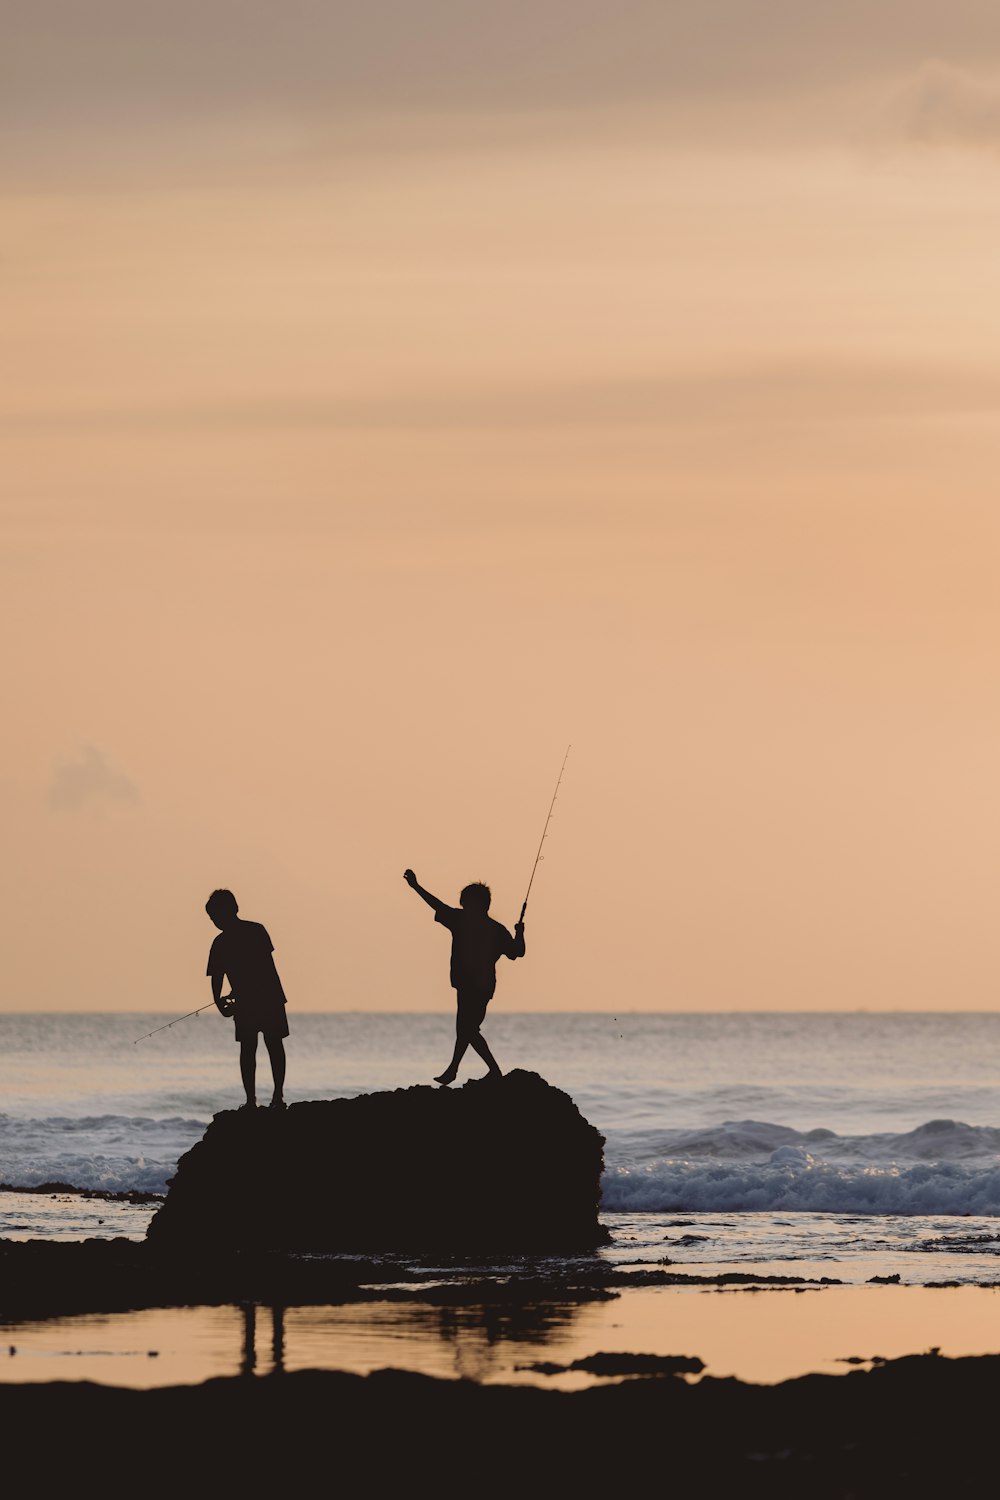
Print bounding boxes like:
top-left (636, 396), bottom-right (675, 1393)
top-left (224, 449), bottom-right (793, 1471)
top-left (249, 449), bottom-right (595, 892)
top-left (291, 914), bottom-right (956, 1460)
top-left (519, 744), bottom-right (571, 923)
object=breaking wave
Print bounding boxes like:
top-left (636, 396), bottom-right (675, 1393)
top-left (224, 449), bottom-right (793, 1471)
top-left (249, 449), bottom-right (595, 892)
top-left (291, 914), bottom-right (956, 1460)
top-left (5, 1109), bottom-right (1000, 1215)
top-left (0, 1114), bottom-right (206, 1195)
top-left (601, 1119), bottom-right (1000, 1216)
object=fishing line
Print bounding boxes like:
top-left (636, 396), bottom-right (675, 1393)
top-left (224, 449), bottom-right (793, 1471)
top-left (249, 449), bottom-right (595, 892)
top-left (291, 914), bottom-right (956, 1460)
top-left (134, 999), bottom-right (231, 1044)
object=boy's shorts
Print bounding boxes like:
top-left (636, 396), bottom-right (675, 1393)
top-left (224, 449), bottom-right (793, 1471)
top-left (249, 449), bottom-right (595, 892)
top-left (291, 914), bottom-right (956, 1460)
top-left (455, 988), bottom-right (491, 1033)
top-left (233, 996), bottom-right (289, 1043)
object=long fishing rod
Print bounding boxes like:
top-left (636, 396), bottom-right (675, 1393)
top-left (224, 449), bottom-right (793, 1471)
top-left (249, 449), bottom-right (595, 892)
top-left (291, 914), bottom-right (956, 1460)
top-left (133, 1000), bottom-right (230, 1045)
top-left (519, 743), bottom-right (571, 922)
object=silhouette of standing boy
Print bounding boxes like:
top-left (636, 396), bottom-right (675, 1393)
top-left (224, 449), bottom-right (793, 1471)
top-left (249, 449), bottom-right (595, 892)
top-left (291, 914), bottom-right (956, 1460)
top-left (205, 889), bottom-right (288, 1110)
top-left (404, 870), bottom-right (525, 1085)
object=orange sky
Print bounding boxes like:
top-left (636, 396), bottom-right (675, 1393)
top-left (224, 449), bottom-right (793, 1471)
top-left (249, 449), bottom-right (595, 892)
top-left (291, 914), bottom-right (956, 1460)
top-left (5, 4), bottom-right (1000, 1011)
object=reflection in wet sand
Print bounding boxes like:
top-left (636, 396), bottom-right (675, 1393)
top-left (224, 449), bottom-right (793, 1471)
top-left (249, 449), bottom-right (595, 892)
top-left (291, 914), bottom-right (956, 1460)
top-left (6, 1285), bottom-right (1000, 1390)
top-left (0, 1293), bottom-right (599, 1389)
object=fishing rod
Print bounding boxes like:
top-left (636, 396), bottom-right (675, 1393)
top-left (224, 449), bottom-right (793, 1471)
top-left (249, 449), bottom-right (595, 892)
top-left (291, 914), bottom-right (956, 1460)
top-left (519, 743), bottom-right (571, 922)
top-left (133, 1000), bottom-right (232, 1045)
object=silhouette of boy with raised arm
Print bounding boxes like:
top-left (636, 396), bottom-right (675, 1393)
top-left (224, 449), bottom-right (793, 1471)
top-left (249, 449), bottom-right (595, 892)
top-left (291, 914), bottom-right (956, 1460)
top-left (205, 889), bottom-right (289, 1110)
top-left (404, 870), bottom-right (525, 1085)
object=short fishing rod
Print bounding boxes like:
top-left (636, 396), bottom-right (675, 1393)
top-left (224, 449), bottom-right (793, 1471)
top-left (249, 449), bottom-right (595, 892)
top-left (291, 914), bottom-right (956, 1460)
top-left (519, 743), bottom-right (571, 922)
top-left (133, 1000), bottom-right (231, 1045)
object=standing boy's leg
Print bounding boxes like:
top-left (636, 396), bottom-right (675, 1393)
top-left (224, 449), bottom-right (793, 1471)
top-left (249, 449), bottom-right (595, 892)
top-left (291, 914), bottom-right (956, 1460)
top-left (265, 1035), bottom-right (286, 1107)
top-left (240, 1036), bottom-right (258, 1107)
top-left (468, 1029), bottom-right (502, 1078)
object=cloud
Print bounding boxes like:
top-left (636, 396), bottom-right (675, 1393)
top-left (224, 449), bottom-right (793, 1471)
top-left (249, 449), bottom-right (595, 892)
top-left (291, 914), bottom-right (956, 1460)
top-left (7, 3), bottom-right (1000, 139)
top-left (884, 60), bottom-right (1000, 150)
top-left (7, 5), bottom-right (1000, 187)
top-left (48, 744), bottom-right (140, 811)
top-left (10, 362), bottom-right (1000, 437)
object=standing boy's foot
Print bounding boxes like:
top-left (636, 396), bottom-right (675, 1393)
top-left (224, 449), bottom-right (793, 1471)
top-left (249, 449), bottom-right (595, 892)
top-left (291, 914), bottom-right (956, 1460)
top-left (269, 1097), bottom-right (286, 1110)
top-left (238, 1101), bottom-right (257, 1112)
top-left (434, 1071), bottom-right (457, 1086)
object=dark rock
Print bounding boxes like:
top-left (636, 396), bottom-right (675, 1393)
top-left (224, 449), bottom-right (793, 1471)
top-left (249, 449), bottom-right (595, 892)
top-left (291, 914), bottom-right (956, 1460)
top-left (146, 1070), bottom-right (607, 1254)
top-left (0, 1183), bottom-right (162, 1203)
top-left (0, 1236), bottom-right (430, 1320)
top-left (0, 1180), bottom-right (80, 1194)
top-left (524, 1351), bottom-right (705, 1377)
top-left (610, 1270), bottom-right (843, 1288)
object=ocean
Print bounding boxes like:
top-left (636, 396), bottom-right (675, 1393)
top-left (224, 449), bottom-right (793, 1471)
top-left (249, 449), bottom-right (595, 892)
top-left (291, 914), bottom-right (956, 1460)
top-left (4, 1011), bottom-right (1000, 1283)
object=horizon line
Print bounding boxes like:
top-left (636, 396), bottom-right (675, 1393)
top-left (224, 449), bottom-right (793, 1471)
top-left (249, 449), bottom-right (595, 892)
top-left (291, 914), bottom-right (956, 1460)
top-left (1, 1008), bottom-right (998, 1019)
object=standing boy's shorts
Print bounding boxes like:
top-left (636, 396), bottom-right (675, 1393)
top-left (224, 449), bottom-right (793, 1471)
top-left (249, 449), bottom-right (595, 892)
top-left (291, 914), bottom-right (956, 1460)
top-left (233, 996), bottom-right (290, 1042)
top-left (455, 988), bottom-right (492, 1034)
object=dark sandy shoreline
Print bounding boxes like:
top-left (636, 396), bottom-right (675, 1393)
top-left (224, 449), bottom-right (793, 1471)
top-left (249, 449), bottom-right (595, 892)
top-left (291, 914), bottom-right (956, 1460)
top-left (2, 1355), bottom-right (996, 1496)
top-left (0, 1236), bottom-right (852, 1321)
top-left (4, 1237), bottom-right (1000, 1493)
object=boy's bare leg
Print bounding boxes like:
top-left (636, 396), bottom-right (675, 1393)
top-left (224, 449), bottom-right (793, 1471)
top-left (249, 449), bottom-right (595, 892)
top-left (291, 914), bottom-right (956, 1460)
top-left (435, 1033), bottom-right (468, 1085)
top-left (436, 994), bottom-right (496, 1085)
top-left (469, 1032), bottom-right (502, 1078)
top-left (240, 1038), bottom-right (257, 1107)
top-left (265, 1036), bottom-right (286, 1106)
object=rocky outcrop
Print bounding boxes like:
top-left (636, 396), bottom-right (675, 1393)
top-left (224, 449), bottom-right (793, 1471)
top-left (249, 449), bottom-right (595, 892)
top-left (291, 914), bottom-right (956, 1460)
top-left (146, 1070), bottom-right (607, 1253)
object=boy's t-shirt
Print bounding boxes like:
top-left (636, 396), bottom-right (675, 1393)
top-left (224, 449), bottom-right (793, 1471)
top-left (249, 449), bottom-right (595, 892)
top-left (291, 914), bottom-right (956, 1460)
top-left (435, 906), bottom-right (521, 995)
top-left (207, 920), bottom-right (287, 1007)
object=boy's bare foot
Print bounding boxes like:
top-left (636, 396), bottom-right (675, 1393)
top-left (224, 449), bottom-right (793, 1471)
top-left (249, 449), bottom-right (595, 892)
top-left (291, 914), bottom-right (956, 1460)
top-left (269, 1097), bottom-right (286, 1110)
top-left (238, 1101), bottom-right (257, 1112)
top-left (434, 1071), bottom-right (457, 1086)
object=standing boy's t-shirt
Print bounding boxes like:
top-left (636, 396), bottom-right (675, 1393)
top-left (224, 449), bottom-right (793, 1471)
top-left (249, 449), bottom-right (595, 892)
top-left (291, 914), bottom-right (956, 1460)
top-left (434, 906), bottom-right (521, 996)
top-left (207, 919), bottom-right (288, 1038)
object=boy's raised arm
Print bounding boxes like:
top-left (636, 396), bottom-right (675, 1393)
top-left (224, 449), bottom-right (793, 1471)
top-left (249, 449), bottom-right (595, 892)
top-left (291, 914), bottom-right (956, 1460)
top-left (403, 869), bottom-right (447, 915)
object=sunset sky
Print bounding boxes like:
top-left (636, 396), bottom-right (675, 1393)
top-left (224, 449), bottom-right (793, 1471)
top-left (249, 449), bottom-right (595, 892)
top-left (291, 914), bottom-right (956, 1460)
top-left (5, 2), bottom-right (1000, 1011)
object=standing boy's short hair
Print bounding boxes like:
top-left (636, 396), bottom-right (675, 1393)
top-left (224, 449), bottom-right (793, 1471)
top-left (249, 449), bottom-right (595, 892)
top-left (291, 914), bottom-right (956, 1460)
top-left (459, 882), bottom-right (491, 911)
top-left (206, 889), bottom-right (239, 923)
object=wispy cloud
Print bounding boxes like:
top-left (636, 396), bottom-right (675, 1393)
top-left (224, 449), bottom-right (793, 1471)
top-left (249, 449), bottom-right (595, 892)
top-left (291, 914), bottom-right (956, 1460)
top-left (9, 362), bottom-right (1000, 437)
top-left (883, 60), bottom-right (1000, 151)
top-left (8, 4), bottom-right (1000, 178)
top-left (48, 744), bottom-right (140, 811)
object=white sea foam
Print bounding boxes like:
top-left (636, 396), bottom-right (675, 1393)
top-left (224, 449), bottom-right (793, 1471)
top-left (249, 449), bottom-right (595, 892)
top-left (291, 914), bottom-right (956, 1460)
top-left (0, 1114), bottom-right (206, 1194)
top-left (5, 1107), bottom-right (1000, 1212)
top-left (602, 1118), bottom-right (1000, 1215)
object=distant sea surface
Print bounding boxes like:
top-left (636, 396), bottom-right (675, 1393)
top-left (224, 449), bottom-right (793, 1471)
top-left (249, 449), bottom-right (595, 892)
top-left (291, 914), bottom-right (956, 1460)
top-left (4, 1012), bottom-right (1000, 1278)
